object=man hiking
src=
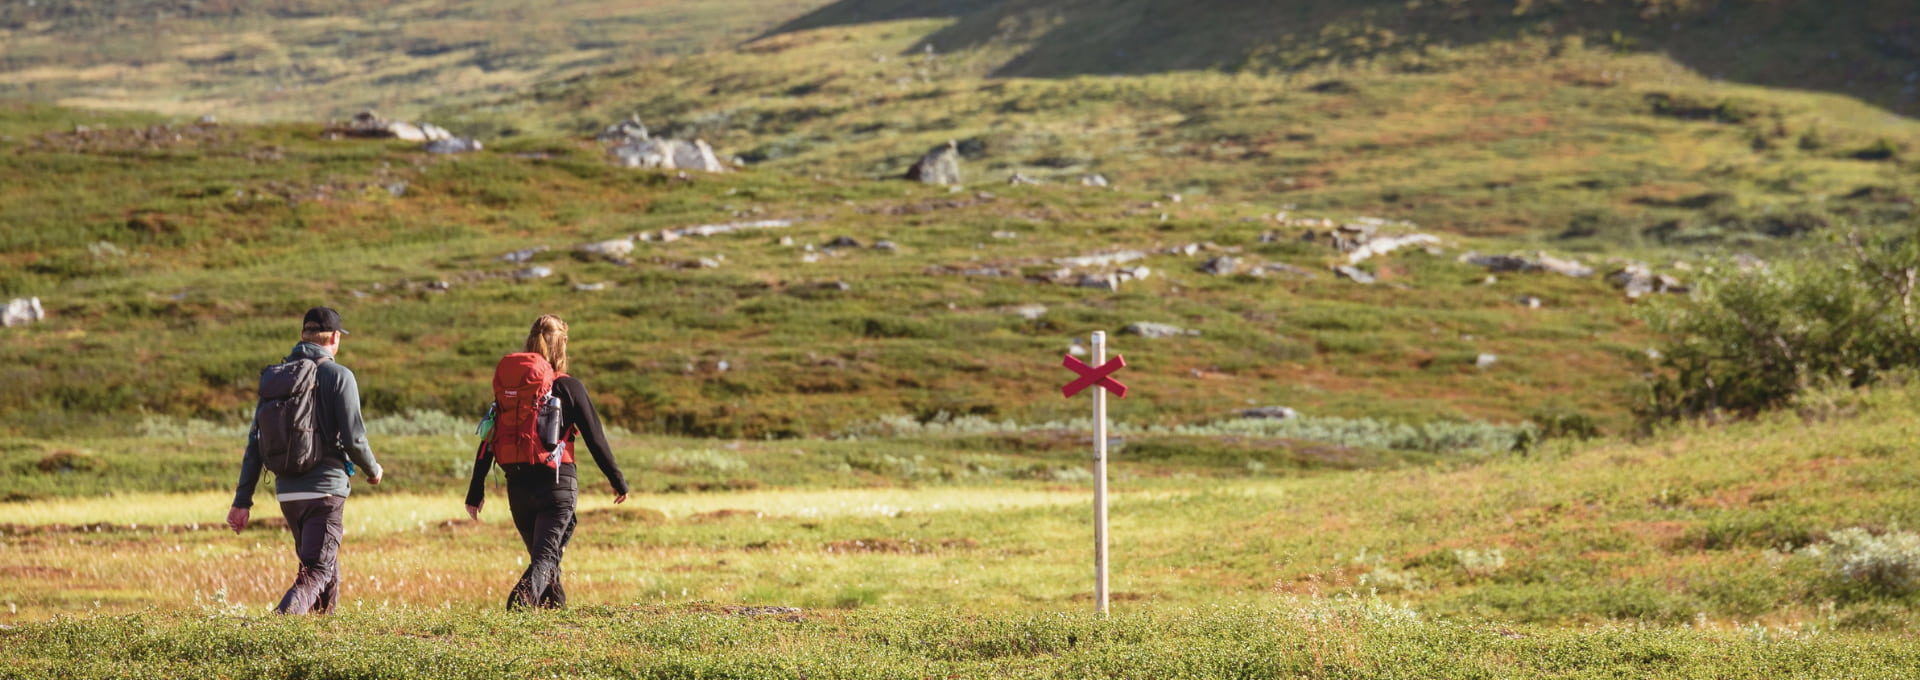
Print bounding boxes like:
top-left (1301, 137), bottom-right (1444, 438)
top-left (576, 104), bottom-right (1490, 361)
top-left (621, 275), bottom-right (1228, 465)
top-left (227, 306), bottom-right (385, 614)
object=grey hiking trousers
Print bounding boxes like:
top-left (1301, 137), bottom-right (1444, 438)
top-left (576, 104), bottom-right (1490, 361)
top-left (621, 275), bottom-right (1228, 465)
top-left (504, 462), bottom-right (577, 610)
top-left (276, 495), bottom-right (345, 614)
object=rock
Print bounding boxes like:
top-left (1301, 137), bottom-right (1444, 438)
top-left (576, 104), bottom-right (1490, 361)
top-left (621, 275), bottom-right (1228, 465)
top-left (1003, 304), bottom-right (1048, 320)
top-left (872, 240), bottom-right (899, 252)
top-left (1241, 406), bottom-right (1298, 420)
top-left (198, 114), bottom-right (218, 124)
top-left (1080, 174), bottom-right (1110, 187)
top-left (990, 230), bottom-right (1019, 239)
top-left (597, 114), bottom-right (650, 142)
top-left (1332, 265), bottom-right (1375, 284)
top-left (577, 237), bottom-right (635, 262)
top-left (3, 297), bottom-right (45, 327)
top-left (1077, 274), bottom-right (1121, 290)
top-left (662, 219), bottom-right (793, 240)
top-left (427, 281), bottom-right (452, 292)
top-left (573, 283), bottom-right (609, 292)
top-left (1462, 253), bottom-right (1538, 273)
top-left (424, 137), bottom-right (483, 154)
top-left (1165, 193), bottom-right (1182, 203)
top-left (332, 111), bottom-right (449, 141)
top-left (779, 236), bottom-right (795, 246)
top-left (906, 141), bottom-right (963, 185)
top-left (1517, 296), bottom-right (1543, 309)
top-left (1607, 265), bottom-right (1677, 298)
top-left (1476, 353), bottom-right (1498, 369)
top-left (1347, 234), bottom-right (1441, 264)
top-left (1008, 172), bottom-right (1041, 186)
top-left (1069, 343), bottom-right (1089, 357)
top-left (1199, 256), bottom-right (1237, 275)
top-left (1249, 263), bottom-right (1319, 279)
top-left (384, 182), bottom-right (408, 197)
top-left (691, 258), bottom-right (722, 269)
top-left (1534, 252), bottom-right (1593, 278)
top-left (515, 266), bottom-right (553, 280)
top-left (500, 247), bottom-right (547, 263)
top-left (1055, 251), bottom-right (1146, 268)
top-left (611, 138), bottom-right (728, 172)
top-left (671, 139), bottom-right (728, 172)
top-left (825, 236), bottom-right (862, 249)
top-left (1122, 322), bottom-right (1198, 339)
top-left (1118, 266), bottom-right (1152, 282)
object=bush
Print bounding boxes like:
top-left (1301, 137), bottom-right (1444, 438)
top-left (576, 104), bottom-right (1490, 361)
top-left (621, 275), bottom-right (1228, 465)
top-left (1639, 231), bottom-right (1920, 421)
top-left (1802, 528), bottom-right (1920, 596)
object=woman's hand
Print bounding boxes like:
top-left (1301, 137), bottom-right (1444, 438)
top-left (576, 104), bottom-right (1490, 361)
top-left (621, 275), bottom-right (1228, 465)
top-left (613, 493), bottom-right (628, 505)
top-left (465, 503), bottom-right (482, 520)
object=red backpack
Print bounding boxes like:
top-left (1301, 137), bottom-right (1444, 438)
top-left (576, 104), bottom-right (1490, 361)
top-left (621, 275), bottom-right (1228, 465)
top-left (487, 353), bottom-right (575, 468)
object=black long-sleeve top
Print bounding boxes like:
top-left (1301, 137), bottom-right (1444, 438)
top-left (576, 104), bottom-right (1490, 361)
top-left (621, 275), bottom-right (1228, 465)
top-left (467, 376), bottom-right (629, 506)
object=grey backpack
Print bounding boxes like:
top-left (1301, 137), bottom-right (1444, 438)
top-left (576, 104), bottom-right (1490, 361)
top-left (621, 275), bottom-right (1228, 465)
top-left (257, 356), bottom-right (331, 476)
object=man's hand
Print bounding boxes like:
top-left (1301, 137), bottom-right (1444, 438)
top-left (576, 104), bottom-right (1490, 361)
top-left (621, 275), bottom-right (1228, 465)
top-left (368, 471), bottom-right (383, 486)
top-left (226, 507), bottom-right (249, 534)
top-left (614, 493), bottom-right (629, 505)
top-left (465, 503), bottom-right (482, 521)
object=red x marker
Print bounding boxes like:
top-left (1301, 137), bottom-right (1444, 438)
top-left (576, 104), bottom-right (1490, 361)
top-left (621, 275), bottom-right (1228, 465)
top-left (1062, 355), bottom-right (1129, 398)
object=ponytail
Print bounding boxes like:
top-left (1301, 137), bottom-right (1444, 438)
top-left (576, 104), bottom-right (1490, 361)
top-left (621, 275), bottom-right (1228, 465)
top-left (523, 314), bottom-right (569, 374)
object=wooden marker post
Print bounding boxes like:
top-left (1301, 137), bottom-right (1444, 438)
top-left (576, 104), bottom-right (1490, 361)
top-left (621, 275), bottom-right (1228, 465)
top-left (1061, 332), bottom-right (1128, 615)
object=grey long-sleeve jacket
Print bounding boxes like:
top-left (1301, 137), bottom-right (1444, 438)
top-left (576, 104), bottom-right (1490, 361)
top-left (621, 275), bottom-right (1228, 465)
top-left (231, 342), bottom-right (384, 509)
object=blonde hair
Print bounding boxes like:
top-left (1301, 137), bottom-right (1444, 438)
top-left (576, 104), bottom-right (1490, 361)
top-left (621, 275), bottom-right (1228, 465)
top-left (524, 314), bottom-right (569, 374)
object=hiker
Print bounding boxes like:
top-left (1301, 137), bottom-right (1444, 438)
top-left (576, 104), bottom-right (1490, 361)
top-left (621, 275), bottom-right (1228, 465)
top-left (226, 306), bottom-right (385, 615)
top-left (467, 314), bottom-right (629, 610)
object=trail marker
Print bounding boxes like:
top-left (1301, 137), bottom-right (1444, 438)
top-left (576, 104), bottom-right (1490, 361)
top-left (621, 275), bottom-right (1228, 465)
top-left (1062, 330), bottom-right (1127, 615)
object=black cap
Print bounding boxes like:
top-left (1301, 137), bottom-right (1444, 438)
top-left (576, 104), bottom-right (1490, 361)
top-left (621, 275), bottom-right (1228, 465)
top-left (302, 306), bottom-right (350, 335)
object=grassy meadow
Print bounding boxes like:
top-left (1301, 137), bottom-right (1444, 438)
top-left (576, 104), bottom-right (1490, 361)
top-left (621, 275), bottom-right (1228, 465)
top-left (4, 5), bottom-right (1920, 677)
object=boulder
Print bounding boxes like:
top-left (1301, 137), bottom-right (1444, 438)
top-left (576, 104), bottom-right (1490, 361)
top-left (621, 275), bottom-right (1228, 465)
top-left (1077, 274), bottom-right (1121, 290)
top-left (515, 266), bottom-right (554, 280)
top-left (1607, 264), bottom-right (1691, 298)
top-left (1122, 322), bottom-right (1199, 339)
top-left (612, 138), bottom-right (729, 172)
top-left (1118, 266), bottom-right (1152, 282)
top-left (597, 115), bottom-right (650, 142)
top-left (906, 141), bottom-right (963, 185)
top-left (1332, 265), bottom-right (1376, 284)
top-left (1347, 234), bottom-right (1441, 264)
top-left (1199, 256), bottom-right (1237, 275)
top-left (3, 297), bottom-right (44, 328)
top-left (1081, 174), bottom-right (1110, 187)
top-left (500, 246), bottom-right (547, 263)
top-left (576, 237), bottom-right (635, 262)
top-left (1249, 263), bottom-right (1319, 279)
top-left (872, 240), bottom-right (899, 252)
top-left (1476, 354), bottom-right (1498, 369)
top-left (1003, 304), bottom-right (1048, 320)
top-left (1462, 253), bottom-right (1538, 273)
top-left (1008, 172), bottom-right (1041, 186)
top-left (1534, 252), bottom-right (1593, 278)
top-left (825, 236), bottom-right (862, 248)
top-left (424, 138), bottom-right (483, 154)
top-left (1241, 406), bottom-right (1298, 420)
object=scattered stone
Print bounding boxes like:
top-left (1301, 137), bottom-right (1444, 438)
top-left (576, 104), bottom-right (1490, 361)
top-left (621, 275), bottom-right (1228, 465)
top-left (1122, 322), bottom-right (1199, 339)
top-left (1055, 251), bottom-right (1147, 268)
top-left (872, 240), bottom-right (899, 252)
top-left (1347, 234), bottom-right (1441, 264)
top-left (612, 138), bottom-right (729, 172)
top-left (990, 230), bottom-right (1019, 239)
top-left (1517, 296), bottom-right (1543, 309)
top-left (649, 219), bottom-right (794, 241)
top-left (779, 236), bottom-right (795, 246)
top-left (384, 182), bottom-right (408, 197)
top-left (576, 237), bottom-right (635, 262)
top-left (327, 111), bottom-right (452, 142)
top-left (1199, 256), bottom-right (1237, 275)
top-left (1077, 274), bottom-right (1121, 290)
top-left (1241, 406), bottom-right (1298, 420)
top-left (1003, 304), bottom-right (1048, 320)
top-left (1118, 266), bottom-right (1152, 282)
top-left (809, 280), bottom-right (852, 292)
top-left (1008, 172), bottom-right (1041, 186)
top-left (906, 141), bottom-right (963, 185)
top-left (500, 247), bottom-right (547, 263)
top-left (1081, 174), bottom-right (1110, 187)
top-left (1249, 263), bottom-right (1319, 279)
top-left (1165, 193), bottom-right (1182, 203)
top-left (427, 281), bottom-right (452, 292)
top-left (3, 297), bottom-right (45, 328)
top-left (691, 258), bottom-right (722, 269)
top-left (825, 236), bottom-right (862, 249)
top-left (424, 137), bottom-right (483, 154)
top-left (197, 114), bottom-right (218, 124)
top-left (1607, 264), bottom-right (1688, 298)
top-left (1475, 353), bottom-right (1499, 369)
top-left (1068, 343), bottom-right (1089, 357)
top-left (573, 283), bottom-right (609, 292)
top-left (597, 114), bottom-right (650, 142)
top-left (515, 266), bottom-right (553, 280)
top-left (1461, 252), bottom-right (1593, 278)
top-left (1332, 266), bottom-right (1375, 284)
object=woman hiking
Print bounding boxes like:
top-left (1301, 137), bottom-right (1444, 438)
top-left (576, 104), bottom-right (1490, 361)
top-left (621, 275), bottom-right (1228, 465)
top-left (466, 314), bottom-right (630, 610)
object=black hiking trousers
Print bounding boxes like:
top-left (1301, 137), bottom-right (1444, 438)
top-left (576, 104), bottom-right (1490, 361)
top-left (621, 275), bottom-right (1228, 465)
top-left (504, 462), bottom-right (577, 610)
top-left (276, 495), bottom-right (345, 614)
